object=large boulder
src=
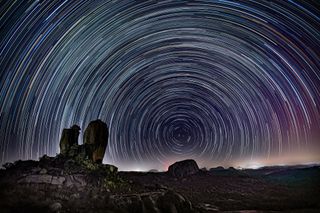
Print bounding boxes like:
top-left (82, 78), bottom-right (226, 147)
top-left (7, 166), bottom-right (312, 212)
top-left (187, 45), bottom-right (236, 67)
top-left (83, 119), bottom-right (109, 163)
top-left (168, 159), bottom-right (199, 178)
top-left (59, 125), bottom-right (80, 155)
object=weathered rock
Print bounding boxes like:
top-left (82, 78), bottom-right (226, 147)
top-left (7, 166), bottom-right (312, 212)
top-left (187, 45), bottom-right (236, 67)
top-left (18, 174), bottom-right (53, 184)
top-left (141, 194), bottom-right (160, 213)
top-left (157, 190), bottom-right (193, 213)
top-left (59, 125), bottom-right (81, 155)
top-left (49, 202), bottom-right (62, 213)
top-left (74, 144), bottom-right (87, 160)
top-left (31, 167), bottom-right (41, 173)
top-left (70, 193), bottom-right (80, 199)
top-left (67, 143), bottom-right (81, 158)
top-left (18, 175), bottom-right (66, 185)
top-left (64, 174), bottom-right (87, 187)
top-left (83, 119), bottom-right (109, 163)
top-left (197, 203), bottom-right (219, 212)
top-left (51, 176), bottom-right (66, 185)
top-left (17, 173), bottom-right (89, 189)
top-left (168, 159), bottom-right (199, 178)
top-left (39, 168), bottom-right (47, 174)
top-left (102, 164), bottom-right (118, 174)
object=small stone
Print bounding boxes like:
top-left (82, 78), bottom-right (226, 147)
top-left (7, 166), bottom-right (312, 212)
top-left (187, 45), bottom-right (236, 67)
top-left (156, 184), bottom-right (168, 190)
top-left (51, 176), bottom-right (66, 185)
top-left (70, 193), bottom-right (80, 199)
top-left (31, 167), bottom-right (41, 173)
top-left (39, 168), bottom-right (47, 174)
top-left (49, 202), bottom-right (62, 212)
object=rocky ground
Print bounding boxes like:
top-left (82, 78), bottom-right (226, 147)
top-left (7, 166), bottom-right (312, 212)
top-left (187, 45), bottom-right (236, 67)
top-left (0, 155), bottom-right (319, 213)
top-left (119, 166), bottom-right (320, 212)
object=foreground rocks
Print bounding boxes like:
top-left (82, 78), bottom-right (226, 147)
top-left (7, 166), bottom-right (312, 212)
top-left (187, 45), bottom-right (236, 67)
top-left (1, 157), bottom-right (320, 212)
top-left (0, 121), bottom-right (199, 212)
top-left (0, 156), bottom-right (200, 213)
top-left (1, 121), bottom-right (319, 213)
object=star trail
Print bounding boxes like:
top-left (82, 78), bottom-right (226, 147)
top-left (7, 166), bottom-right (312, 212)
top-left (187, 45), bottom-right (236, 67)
top-left (1, 0), bottom-right (319, 171)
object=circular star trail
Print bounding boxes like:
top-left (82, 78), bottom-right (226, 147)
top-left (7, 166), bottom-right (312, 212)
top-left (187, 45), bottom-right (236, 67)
top-left (1, 0), bottom-right (319, 170)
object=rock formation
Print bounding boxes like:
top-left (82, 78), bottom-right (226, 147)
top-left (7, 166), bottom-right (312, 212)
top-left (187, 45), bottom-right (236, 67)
top-left (168, 159), bottom-right (199, 178)
top-left (59, 125), bottom-right (81, 155)
top-left (58, 120), bottom-right (109, 163)
top-left (0, 154), bottom-right (197, 213)
top-left (83, 119), bottom-right (109, 163)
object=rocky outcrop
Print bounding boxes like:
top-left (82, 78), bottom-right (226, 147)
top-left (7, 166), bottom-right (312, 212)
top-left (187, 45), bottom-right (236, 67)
top-left (83, 119), bottom-right (109, 163)
top-left (0, 153), bottom-right (123, 212)
top-left (2, 120), bottom-right (211, 213)
top-left (59, 125), bottom-right (81, 155)
top-left (0, 155), bottom-right (197, 213)
top-left (9, 155), bottom-right (118, 188)
top-left (168, 159), bottom-right (199, 178)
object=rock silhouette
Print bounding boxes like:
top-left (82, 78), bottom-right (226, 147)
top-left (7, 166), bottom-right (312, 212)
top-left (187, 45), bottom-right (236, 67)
top-left (59, 125), bottom-right (81, 155)
top-left (83, 119), bottom-right (109, 163)
top-left (58, 120), bottom-right (109, 163)
top-left (168, 159), bottom-right (199, 178)
top-left (209, 166), bottom-right (224, 172)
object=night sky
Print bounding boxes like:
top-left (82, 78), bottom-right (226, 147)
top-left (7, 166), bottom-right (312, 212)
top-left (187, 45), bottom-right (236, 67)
top-left (1, 0), bottom-right (319, 171)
